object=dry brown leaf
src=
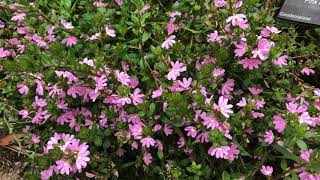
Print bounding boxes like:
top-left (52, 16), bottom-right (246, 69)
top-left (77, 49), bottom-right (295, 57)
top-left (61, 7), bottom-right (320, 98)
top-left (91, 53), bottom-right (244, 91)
top-left (0, 134), bottom-right (15, 146)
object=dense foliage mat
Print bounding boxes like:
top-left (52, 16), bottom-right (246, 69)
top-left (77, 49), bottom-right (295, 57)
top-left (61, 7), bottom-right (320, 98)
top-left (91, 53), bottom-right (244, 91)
top-left (1, 0), bottom-right (320, 179)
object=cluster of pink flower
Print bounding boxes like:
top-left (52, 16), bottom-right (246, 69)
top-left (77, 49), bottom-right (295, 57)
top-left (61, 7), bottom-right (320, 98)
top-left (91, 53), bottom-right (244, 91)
top-left (41, 133), bottom-right (90, 180)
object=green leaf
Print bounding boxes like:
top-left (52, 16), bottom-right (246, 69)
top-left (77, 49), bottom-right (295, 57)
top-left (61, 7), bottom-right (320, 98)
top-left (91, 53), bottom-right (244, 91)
top-left (296, 140), bottom-right (307, 150)
top-left (94, 136), bottom-right (103, 147)
top-left (272, 144), bottom-right (299, 162)
top-left (142, 32), bottom-right (151, 43)
top-left (222, 171), bottom-right (230, 180)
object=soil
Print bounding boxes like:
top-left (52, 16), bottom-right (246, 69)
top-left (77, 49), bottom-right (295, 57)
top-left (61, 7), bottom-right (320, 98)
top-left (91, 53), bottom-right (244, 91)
top-left (0, 147), bottom-right (26, 180)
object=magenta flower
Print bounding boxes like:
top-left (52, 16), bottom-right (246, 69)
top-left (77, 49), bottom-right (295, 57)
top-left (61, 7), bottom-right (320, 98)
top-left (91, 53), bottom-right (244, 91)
top-left (40, 166), bottom-right (54, 180)
top-left (236, 97), bottom-right (247, 107)
top-left (239, 59), bottom-right (262, 70)
top-left (207, 30), bottom-right (222, 44)
top-left (221, 79), bottom-right (235, 95)
top-left (80, 58), bottom-right (95, 67)
top-left (143, 152), bottom-right (152, 165)
top-left (252, 38), bottom-right (273, 61)
top-left (166, 61), bottom-right (186, 80)
top-left (213, 96), bottom-right (233, 118)
top-left (140, 137), bottom-right (156, 148)
top-left (202, 113), bottom-right (219, 130)
top-left (73, 142), bottom-right (90, 170)
top-left (140, 4), bottom-right (150, 15)
top-left (177, 137), bottom-right (185, 148)
top-left (19, 109), bottom-right (29, 119)
top-left (214, 0), bottom-right (227, 7)
top-left (55, 159), bottom-right (72, 175)
top-left (212, 68), bottom-right (225, 77)
top-left (234, 41), bottom-right (247, 57)
top-left (164, 124), bottom-right (173, 136)
top-left (248, 87), bottom-right (263, 95)
top-left (94, 75), bottom-right (107, 93)
top-left (208, 146), bottom-right (230, 159)
top-left (162, 35), bottom-right (176, 49)
top-left (152, 86), bottom-right (163, 98)
top-left (61, 36), bottom-right (77, 47)
top-left (226, 14), bottom-right (249, 30)
top-left (115, 70), bottom-right (131, 86)
top-left (273, 115), bottom-right (286, 133)
top-left (152, 124), bottom-right (162, 132)
top-left (260, 165), bottom-right (273, 176)
top-left (93, 2), bottom-right (109, 7)
top-left (184, 126), bottom-right (197, 138)
top-left (263, 130), bottom-right (274, 145)
top-left (300, 149), bottom-right (312, 162)
top-left (130, 88), bottom-right (144, 105)
top-left (301, 68), bottom-right (315, 76)
top-left (226, 144), bottom-right (240, 160)
top-left (273, 55), bottom-right (288, 67)
top-left (115, 0), bottom-right (124, 5)
top-left (11, 13), bottom-right (26, 21)
top-left (299, 112), bottom-right (313, 125)
top-left (32, 134), bottom-right (40, 144)
top-left (0, 47), bottom-right (10, 58)
top-left (60, 19), bottom-right (74, 29)
top-left (17, 83), bottom-right (29, 95)
top-left (105, 26), bottom-right (116, 37)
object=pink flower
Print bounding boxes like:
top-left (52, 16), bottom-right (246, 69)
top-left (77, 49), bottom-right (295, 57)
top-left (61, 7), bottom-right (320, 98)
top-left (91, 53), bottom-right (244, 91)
top-left (162, 35), bottom-right (176, 49)
top-left (184, 126), bottom-right (197, 138)
top-left (177, 137), bottom-right (185, 148)
top-left (273, 115), bottom-right (286, 133)
top-left (202, 112), bottom-right (219, 130)
top-left (140, 4), bottom-right (150, 14)
top-left (213, 96), bottom-right (233, 118)
top-left (252, 38), bottom-right (273, 61)
top-left (248, 87), bottom-right (263, 95)
top-left (207, 30), bottom-right (222, 44)
top-left (94, 75), bottom-right (107, 93)
top-left (299, 112), bottom-right (313, 125)
top-left (143, 152), bottom-right (152, 166)
top-left (17, 83), bottom-right (29, 95)
top-left (236, 97), bottom-right (247, 107)
top-left (152, 86), bottom-right (163, 98)
top-left (152, 124), bottom-right (162, 132)
top-left (252, 111), bottom-right (264, 119)
top-left (212, 68), bottom-right (225, 77)
top-left (130, 88), bottom-right (144, 105)
top-left (115, 70), bottom-right (131, 86)
top-left (214, 0), bottom-right (227, 7)
top-left (105, 26), bottom-right (116, 37)
top-left (226, 144), bottom-right (240, 160)
top-left (167, 22), bottom-right (175, 35)
top-left (11, 13), bottom-right (26, 21)
top-left (60, 19), bottom-right (74, 29)
top-left (300, 149), bottom-right (312, 162)
top-left (239, 59), bottom-right (262, 70)
top-left (32, 134), bottom-right (40, 144)
top-left (140, 137), bottom-right (156, 148)
top-left (143, 152), bottom-right (152, 165)
top-left (166, 61), bottom-right (186, 80)
top-left (234, 41), bottom-right (247, 57)
top-left (40, 166), bottom-right (54, 180)
top-left (73, 142), bottom-right (90, 170)
top-left (263, 130), bottom-right (274, 144)
top-left (273, 55), bottom-right (288, 67)
top-left (260, 165), bottom-right (273, 176)
top-left (115, 0), bottom-right (124, 5)
top-left (301, 68), bottom-right (315, 76)
top-left (221, 79), bottom-right (235, 95)
top-left (93, 2), bottom-right (109, 7)
top-left (233, 0), bottom-right (243, 8)
top-left (19, 109), bottom-right (29, 119)
top-left (56, 159), bottom-right (72, 175)
top-left (226, 14), bottom-right (249, 30)
top-left (164, 124), bottom-right (173, 136)
top-left (61, 36), bottom-right (77, 47)
top-left (0, 47), bottom-right (10, 58)
top-left (208, 146), bottom-right (230, 159)
top-left (266, 26), bottom-right (281, 34)
top-left (80, 58), bottom-right (95, 67)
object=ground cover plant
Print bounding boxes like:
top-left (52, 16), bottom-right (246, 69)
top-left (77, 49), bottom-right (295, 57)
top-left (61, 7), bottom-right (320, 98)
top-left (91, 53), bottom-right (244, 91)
top-left (1, 0), bottom-right (320, 179)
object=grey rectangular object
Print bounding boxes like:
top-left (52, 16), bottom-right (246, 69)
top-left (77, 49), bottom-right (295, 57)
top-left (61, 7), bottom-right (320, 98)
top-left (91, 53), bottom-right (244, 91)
top-left (277, 0), bottom-right (320, 25)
